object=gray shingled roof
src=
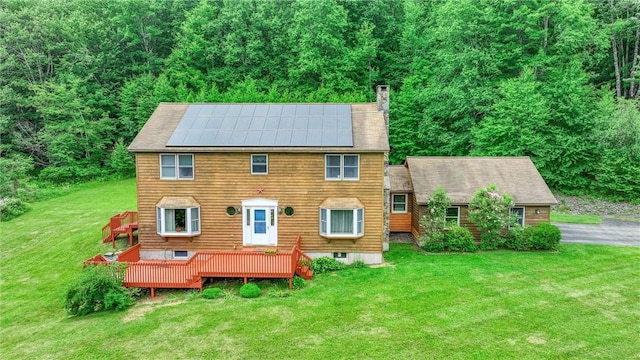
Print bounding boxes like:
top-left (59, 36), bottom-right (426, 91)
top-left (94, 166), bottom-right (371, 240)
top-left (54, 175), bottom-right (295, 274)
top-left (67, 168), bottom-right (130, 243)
top-left (129, 103), bottom-right (389, 152)
top-left (405, 157), bottom-right (557, 205)
top-left (389, 165), bottom-right (413, 192)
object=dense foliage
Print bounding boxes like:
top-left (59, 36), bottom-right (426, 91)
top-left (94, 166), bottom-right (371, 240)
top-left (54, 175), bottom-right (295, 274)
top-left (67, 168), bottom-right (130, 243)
top-left (468, 184), bottom-right (515, 250)
top-left (419, 187), bottom-right (451, 251)
top-left (311, 256), bottom-right (347, 274)
top-left (1, 0), bottom-right (639, 205)
top-left (505, 223), bottom-right (562, 251)
top-left (64, 264), bottom-right (134, 316)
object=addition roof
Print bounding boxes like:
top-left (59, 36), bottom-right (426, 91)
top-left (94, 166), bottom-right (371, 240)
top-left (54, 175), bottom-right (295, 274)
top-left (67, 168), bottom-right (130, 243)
top-left (129, 102), bottom-right (389, 153)
top-left (405, 156), bottom-right (557, 205)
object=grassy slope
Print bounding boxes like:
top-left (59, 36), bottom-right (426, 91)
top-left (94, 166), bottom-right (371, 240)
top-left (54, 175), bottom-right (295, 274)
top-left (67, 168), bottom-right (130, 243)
top-left (551, 213), bottom-right (602, 224)
top-left (1, 179), bottom-right (639, 359)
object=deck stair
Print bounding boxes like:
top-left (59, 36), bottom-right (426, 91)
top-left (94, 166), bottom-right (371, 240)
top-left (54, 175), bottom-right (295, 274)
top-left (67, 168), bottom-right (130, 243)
top-left (85, 235), bottom-right (313, 297)
top-left (101, 211), bottom-right (138, 248)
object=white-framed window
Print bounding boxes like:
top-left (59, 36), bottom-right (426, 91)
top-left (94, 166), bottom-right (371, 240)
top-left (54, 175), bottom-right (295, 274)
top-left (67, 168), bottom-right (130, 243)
top-left (320, 208), bottom-right (364, 237)
top-left (392, 194), bottom-right (408, 213)
top-left (160, 154), bottom-right (194, 180)
top-left (156, 206), bottom-right (201, 236)
top-left (510, 207), bottom-right (525, 227)
top-left (251, 154), bottom-right (268, 174)
top-left (445, 207), bottom-right (460, 226)
top-left (325, 154), bottom-right (359, 180)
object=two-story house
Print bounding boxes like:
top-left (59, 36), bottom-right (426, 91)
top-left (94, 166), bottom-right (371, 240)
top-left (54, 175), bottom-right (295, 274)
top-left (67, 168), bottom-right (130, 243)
top-left (126, 87), bottom-right (391, 265)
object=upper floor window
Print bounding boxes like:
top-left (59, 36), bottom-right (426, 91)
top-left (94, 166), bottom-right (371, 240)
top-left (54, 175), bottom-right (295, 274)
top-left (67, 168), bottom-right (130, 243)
top-left (251, 154), bottom-right (268, 174)
top-left (160, 154), bottom-right (194, 180)
top-left (445, 207), bottom-right (460, 226)
top-left (325, 154), bottom-right (359, 181)
top-left (392, 194), bottom-right (408, 213)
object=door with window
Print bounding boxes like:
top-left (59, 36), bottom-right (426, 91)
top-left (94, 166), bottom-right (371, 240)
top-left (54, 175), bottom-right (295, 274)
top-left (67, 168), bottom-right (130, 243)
top-left (242, 199), bottom-right (278, 246)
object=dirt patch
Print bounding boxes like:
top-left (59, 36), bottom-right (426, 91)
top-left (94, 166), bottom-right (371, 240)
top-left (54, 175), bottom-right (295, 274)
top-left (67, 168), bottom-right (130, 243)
top-left (122, 295), bottom-right (186, 322)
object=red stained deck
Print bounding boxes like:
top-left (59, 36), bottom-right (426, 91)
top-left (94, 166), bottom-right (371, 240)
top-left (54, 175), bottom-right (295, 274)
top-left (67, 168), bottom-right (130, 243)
top-left (101, 211), bottom-right (138, 248)
top-left (86, 235), bottom-right (313, 297)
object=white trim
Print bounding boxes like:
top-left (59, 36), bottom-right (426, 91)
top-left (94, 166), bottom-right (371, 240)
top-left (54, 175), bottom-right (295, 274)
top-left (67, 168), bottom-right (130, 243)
top-left (319, 207), bottom-right (364, 238)
top-left (241, 198), bottom-right (278, 246)
top-left (510, 207), bottom-right (526, 227)
top-left (156, 206), bottom-right (201, 236)
top-left (445, 206), bottom-right (460, 226)
top-left (391, 193), bottom-right (408, 213)
top-left (324, 154), bottom-right (360, 181)
top-left (159, 153), bottom-right (194, 180)
top-left (251, 154), bottom-right (268, 175)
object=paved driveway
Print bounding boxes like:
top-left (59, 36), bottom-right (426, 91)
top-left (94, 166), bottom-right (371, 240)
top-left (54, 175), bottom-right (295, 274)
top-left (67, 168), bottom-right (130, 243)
top-left (554, 220), bottom-right (640, 247)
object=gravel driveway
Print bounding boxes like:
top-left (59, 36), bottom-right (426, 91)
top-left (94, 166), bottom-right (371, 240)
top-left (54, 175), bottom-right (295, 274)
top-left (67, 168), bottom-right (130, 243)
top-left (554, 219), bottom-right (640, 247)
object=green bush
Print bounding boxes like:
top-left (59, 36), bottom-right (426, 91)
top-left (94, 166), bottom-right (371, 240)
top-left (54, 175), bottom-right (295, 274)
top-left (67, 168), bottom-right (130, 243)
top-left (348, 260), bottom-right (366, 268)
top-left (479, 233), bottom-right (504, 250)
top-left (531, 222), bottom-right (562, 250)
top-left (444, 225), bottom-right (476, 252)
top-left (505, 226), bottom-right (534, 250)
top-left (202, 287), bottom-right (222, 299)
top-left (65, 264), bottom-right (133, 316)
top-left (292, 275), bottom-right (306, 290)
top-left (0, 197), bottom-right (30, 222)
top-left (311, 257), bottom-right (346, 274)
top-left (239, 283), bottom-right (261, 298)
top-left (422, 232), bottom-right (446, 252)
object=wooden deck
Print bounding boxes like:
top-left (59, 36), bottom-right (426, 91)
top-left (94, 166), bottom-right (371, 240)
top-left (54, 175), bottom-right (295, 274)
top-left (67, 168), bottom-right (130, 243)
top-left (101, 211), bottom-right (138, 248)
top-left (86, 235), bottom-right (313, 297)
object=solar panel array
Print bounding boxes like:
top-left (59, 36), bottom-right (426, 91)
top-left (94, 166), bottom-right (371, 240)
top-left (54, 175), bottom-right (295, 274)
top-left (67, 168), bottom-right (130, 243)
top-left (166, 104), bottom-right (353, 147)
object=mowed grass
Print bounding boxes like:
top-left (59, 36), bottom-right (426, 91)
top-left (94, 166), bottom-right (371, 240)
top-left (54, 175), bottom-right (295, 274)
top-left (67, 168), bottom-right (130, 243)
top-left (1, 179), bottom-right (639, 359)
top-left (551, 213), bottom-right (602, 224)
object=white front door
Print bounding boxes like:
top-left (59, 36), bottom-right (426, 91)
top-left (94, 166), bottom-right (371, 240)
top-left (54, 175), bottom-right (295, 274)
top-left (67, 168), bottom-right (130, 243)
top-left (242, 198), bottom-right (278, 246)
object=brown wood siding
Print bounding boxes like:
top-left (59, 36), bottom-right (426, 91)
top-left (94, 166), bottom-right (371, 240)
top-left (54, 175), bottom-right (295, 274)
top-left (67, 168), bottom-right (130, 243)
top-left (390, 193), bottom-right (412, 232)
top-left (135, 152), bottom-right (385, 254)
top-left (415, 205), bottom-right (552, 242)
top-left (411, 194), bottom-right (423, 239)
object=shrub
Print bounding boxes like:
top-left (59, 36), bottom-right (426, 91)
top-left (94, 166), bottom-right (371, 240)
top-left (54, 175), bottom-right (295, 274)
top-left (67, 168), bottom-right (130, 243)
top-left (505, 226), bottom-right (536, 250)
top-left (239, 283), bottom-right (261, 298)
top-left (444, 225), bottom-right (476, 252)
top-left (311, 257), bottom-right (346, 274)
top-left (423, 232), bottom-right (446, 252)
top-left (531, 222), bottom-right (562, 250)
top-left (348, 260), bottom-right (366, 268)
top-left (202, 287), bottom-right (222, 299)
top-left (0, 197), bottom-right (30, 222)
top-left (479, 233), bottom-right (504, 250)
top-left (65, 264), bottom-right (133, 316)
top-left (292, 275), bottom-right (306, 290)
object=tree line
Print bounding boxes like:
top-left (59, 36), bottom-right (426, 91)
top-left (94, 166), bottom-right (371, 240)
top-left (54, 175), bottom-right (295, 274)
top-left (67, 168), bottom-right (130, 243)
top-left (1, 0), bottom-right (638, 205)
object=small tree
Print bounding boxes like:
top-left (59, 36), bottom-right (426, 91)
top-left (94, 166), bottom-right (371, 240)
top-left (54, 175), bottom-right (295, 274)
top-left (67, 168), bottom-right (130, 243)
top-left (467, 184), bottom-right (514, 250)
top-left (419, 187), bottom-right (451, 251)
top-left (65, 263), bottom-right (133, 316)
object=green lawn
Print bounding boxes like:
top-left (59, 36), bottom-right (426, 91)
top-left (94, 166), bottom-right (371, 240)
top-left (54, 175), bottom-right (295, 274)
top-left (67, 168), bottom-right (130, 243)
top-left (551, 213), bottom-right (602, 224)
top-left (1, 179), bottom-right (639, 359)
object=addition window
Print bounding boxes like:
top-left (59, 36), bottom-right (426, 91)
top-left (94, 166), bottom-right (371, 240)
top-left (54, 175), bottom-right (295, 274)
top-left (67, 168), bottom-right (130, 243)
top-left (445, 207), bottom-right (460, 226)
top-left (251, 154), bottom-right (268, 174)
top-left (510, 207), bottom-right (525, 227)
top-left (392, 194), bottom-right (408, 213)
top-left (325, 154), bottom-right (359, 180)
top-left (320, 208), bottom-right (364, 237)
top-left (160, 154), bottom-right (194, 180)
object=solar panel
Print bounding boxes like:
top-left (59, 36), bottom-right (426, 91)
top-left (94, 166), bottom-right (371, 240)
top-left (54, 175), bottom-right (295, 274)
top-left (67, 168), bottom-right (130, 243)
top-left (166, 104), bottom-right (353, 147)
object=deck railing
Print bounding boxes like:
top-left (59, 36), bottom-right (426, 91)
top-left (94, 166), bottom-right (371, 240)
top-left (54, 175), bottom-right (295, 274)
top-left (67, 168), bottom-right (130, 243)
top-left (117, 244), bottom-right (140, 262)
top-left (114, 235), bottom-right (311, 296)
top-left (102, 211), bottom-right (139, 247)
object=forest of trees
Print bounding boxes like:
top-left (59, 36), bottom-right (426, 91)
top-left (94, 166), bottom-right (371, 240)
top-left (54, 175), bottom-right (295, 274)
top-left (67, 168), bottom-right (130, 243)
top-left (1, 0), bottom-right (639, 207)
